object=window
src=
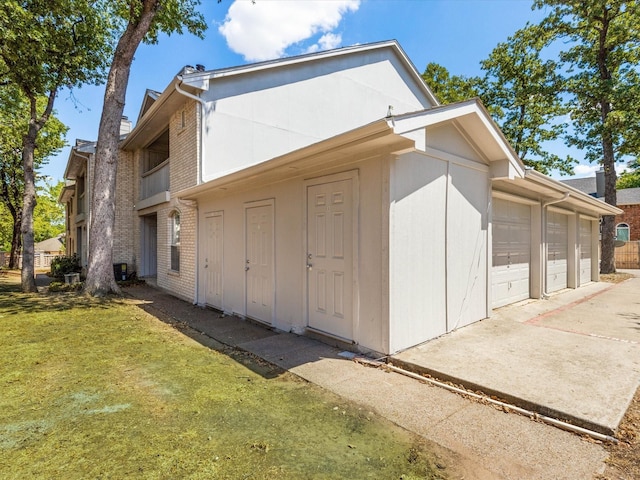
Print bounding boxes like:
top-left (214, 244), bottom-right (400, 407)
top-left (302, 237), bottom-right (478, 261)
top-left (616, 223), bottom-right (630, 242)
top-left (170, 211), bottom-right (180, 271)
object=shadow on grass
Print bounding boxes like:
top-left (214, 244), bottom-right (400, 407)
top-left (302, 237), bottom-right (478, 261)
top-left (131, 295), bottom-right (286, 381)
top-left (0, 276), bottom-right (115, 315)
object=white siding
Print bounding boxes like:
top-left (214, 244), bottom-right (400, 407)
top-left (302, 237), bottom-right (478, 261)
top-left (389, 152), bottom-right (448, 350)
top-left (446, 163), bottom-right (489, 330)
top-left (201, 50), bottom-right (432, 181)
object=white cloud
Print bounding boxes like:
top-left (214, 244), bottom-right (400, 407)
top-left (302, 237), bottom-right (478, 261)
top-left (219, 0), bottom-right (360, 61)
top-left (573, 164), bottom-right (600, 177)
top-left (571, 162), bottom-right (628, 178)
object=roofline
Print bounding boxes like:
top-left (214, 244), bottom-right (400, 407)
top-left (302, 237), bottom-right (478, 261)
top-left (525, 169), bottom-right (623, 215)
top-left (123, 40), bottom-right (440, 151)
top-left (175, 119), bottom-right (395, 199)
top-left (181, 40), bottom-right (439, 106)
top-left (388, 98), bottom-right (526, 178)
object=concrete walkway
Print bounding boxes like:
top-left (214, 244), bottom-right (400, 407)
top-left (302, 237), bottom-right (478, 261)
top-left (393, 276), bottom-right (640, 436)
top-left (123, 278), bottom-right (640, 479)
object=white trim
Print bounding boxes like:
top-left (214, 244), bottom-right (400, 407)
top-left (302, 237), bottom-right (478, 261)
top-left (548, 205), bottom-right (575, 215)
top-left (423, 147), bottom-right (490, 173)
top-left (492, 190), bottom-right (541, 206)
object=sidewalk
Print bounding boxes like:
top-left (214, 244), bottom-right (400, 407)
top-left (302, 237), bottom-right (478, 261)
top-left (393, 276), bottom-right (640, 436)
top-left (124, 283), bottom-right (627, 479)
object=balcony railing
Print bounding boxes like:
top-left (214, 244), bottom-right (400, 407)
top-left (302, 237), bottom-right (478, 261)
top-left (141, 160), bottom-right (169, 200)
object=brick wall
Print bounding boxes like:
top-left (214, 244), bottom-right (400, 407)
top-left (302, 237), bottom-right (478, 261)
top-left (112, 150), bottom-right (136, 270)
top-left (170, 100), bottom-right (199, 193)
top-left (151, 99), bottom-right (199, 301)
top-left (616, 203), bottom-right (640, 241)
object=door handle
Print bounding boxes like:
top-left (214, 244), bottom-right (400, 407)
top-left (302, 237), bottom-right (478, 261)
top-left (306, 263), bottom-right (313, 270)
top-left (245, 266), bottom-right (250, 271)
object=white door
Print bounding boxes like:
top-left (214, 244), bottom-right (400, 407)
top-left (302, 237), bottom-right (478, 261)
top-left (245, 203), bottom-right (274, 324)
top-left (492, 199), bottom-right (531, 308)
top-left (579, 218), bottom-right (592, 285)
top-left (307, 179), bottom-right (353, 340)
top-left (204, 212), bottom-right (223, 309)
top-left (547, 211), bottom-right (568, 293)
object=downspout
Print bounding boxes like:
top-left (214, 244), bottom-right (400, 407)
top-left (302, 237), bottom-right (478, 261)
top-left (175, 78), bottom-right (206, 305)
top-left (541, 192), bottom-right (570, 298)
top-left (175, 77), bottom-right (206, 186)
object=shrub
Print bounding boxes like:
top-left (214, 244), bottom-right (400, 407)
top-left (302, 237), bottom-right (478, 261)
top-left (50, 254), bottom-right (81, 278)
top-left (48, 281), bottom-right (83, 292)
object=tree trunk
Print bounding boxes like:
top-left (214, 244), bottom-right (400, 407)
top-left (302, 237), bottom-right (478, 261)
top-left (84, 3), bottom-right (159, 296)
top-left (21, 130), bottom-right (38, 292)
top-left (600, 146), bottom-right (617, 274)
top-left (9, 214), bottom-right (21, 270)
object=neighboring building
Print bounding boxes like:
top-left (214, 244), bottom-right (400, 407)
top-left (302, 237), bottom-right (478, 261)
top-left (60, 40), bottom-right (620, 355)
top-left (34, 234), bottom-right (65, 255)
top-left (562, 170), bottom-right (640, 242)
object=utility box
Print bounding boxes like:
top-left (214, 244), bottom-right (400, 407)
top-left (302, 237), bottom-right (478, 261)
top-left (113, 263), bottom-right (127, 281)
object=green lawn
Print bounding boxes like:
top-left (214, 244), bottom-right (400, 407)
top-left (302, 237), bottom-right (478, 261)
top-left (0, 273), bottom-right (446, 479)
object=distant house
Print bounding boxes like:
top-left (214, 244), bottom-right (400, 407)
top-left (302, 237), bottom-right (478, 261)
top-left (60, 40), bottom-right (620, 355)
top-left (562, 170), bottom-right (640, 243)
top-left (34, 234), bottom-right (65, 255)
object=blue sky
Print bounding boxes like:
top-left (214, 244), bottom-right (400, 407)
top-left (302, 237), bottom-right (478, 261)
top-left (45, 0), bottom-right (602, 183)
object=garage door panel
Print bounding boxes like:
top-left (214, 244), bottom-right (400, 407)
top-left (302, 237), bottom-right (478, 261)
top-left (546, 211), bottom-right (568, 293)
top-left (492, 198), bottom-right (531, 308)
top-left (579, 219), bottom-right (592, 285)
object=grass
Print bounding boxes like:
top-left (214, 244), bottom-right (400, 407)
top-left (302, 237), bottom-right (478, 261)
top-left (0, 273), bottom-right (447, 479)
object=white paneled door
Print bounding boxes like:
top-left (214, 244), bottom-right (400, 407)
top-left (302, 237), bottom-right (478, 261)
top-left (547, 211), bottom-right (569, 293)
top-left (245, 203), bottom-right (274, 324)
top-left (492, 198), bottom-right (531, 308)
top-left (204, 212), bottom-right (223, 309)
top-left (307, 178), bottom-right (353, 340)
top-left (579, 218), bottom-right (592, 285)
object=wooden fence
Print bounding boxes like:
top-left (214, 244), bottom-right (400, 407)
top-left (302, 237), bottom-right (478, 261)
top-left (615, 241), bottom-right (640, 269)
top-left (0, 252), bottom-right (59, 269)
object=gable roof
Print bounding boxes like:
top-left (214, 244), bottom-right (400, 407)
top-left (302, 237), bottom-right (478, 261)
top-left (35, 235), bottom-right (65, 252)
top-left (136, 89), bottom-right (162, 122)
top-left (122, 40), bottom-right (438, 150)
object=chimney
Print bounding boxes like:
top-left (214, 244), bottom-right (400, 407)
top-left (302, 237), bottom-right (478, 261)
top-left (595, 167), bottom-right (605, 198)
top-left (120, 116), bottom-right (132, 136)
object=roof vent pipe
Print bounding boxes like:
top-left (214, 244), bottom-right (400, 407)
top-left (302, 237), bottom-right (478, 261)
top-left (195, 64), bottom-right (205, 72)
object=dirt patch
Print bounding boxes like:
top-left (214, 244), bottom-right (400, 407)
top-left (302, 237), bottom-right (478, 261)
top-left (600, 272), bottom-right (635, 283)
top-left (597, 386), bottom-right (640, 479)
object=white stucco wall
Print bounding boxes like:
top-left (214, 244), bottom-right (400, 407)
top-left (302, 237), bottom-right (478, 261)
top-left (195, 155), bottom-right (388, 354)
top-left (200, 49), bottom-right (433, 182)
top-left (388, 146), bottom-right (490, 353)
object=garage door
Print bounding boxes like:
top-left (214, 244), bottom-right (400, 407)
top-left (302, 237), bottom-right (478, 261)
top-left (579, 219), bottom-right (592, 285)
top-left (492, 198), bottom-right (531, 308)
top-left (547, 211), bottom-right (568, 293)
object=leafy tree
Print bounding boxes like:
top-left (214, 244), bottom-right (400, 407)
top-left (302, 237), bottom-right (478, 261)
top-left (481, 25), bottom-right (575, 175)
top-left (617, 159), bottom-right (640, 189)
top-left (534, 0), bottom-right (640, 273)
top-left (34, 180), bottom-right (66, 242)
top-left (422, 27), bottom-right (575, 176)
top-left (0, 85), bottom-right (67, 268)
top-left (422, 63), bottom-right (482, 105)
top-left (0, 0), bottom-right (112, 291)
top-left (84, 0), bottom-right (206, 296)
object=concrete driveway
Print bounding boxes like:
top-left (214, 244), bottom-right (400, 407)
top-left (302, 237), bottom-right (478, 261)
top-left (392, 274), bottom-right (640, 436)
